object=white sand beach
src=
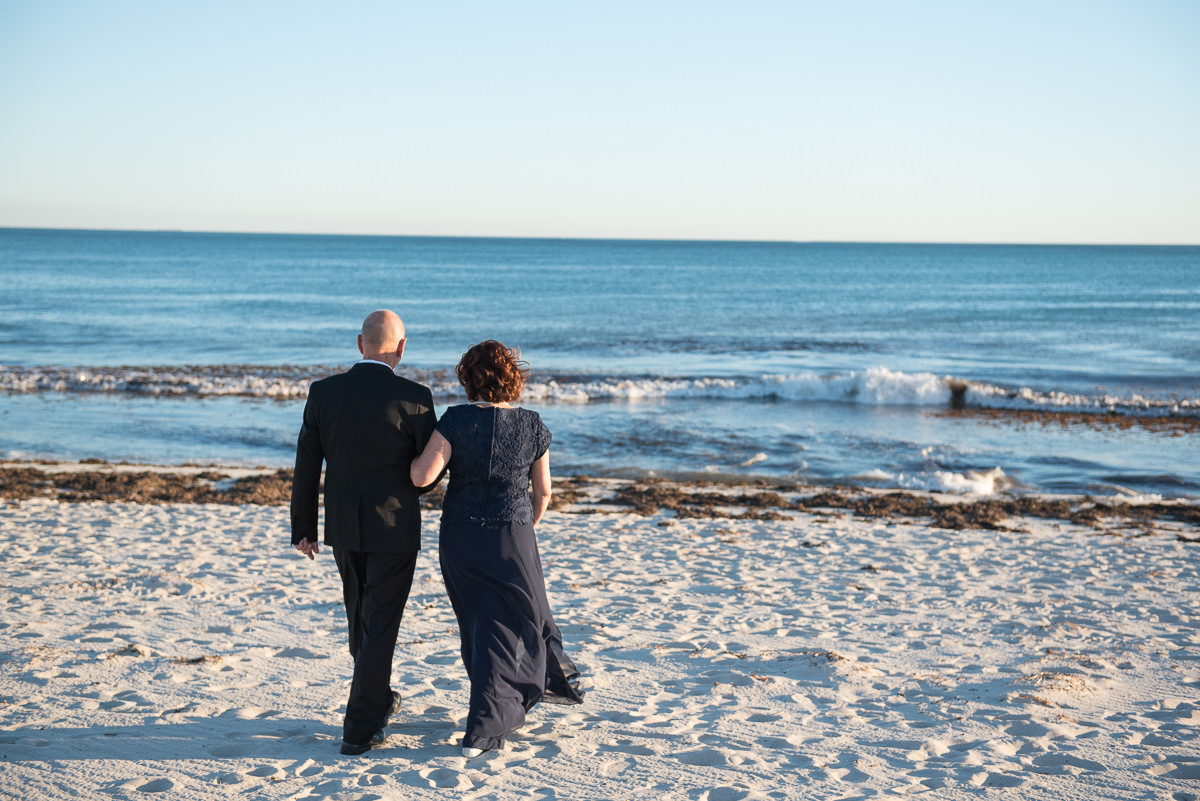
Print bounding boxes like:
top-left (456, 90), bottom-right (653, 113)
top-left (1, 479), bottom-right (1198, 800)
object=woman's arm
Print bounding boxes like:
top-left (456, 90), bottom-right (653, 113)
top-left (411, 430), bottom-right (452, 488)
top-left (530, 451), bottom-right (551, 526)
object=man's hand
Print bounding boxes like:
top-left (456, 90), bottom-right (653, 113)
top-left (295, 538), bottom-right (320, 560)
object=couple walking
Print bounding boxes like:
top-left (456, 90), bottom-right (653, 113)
top-left (289, 310), bottom-right (583, 758)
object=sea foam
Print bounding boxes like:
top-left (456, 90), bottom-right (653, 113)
top-left (1, 364), bottom-right (1195, 420)
top-left (892, 467), bottom-right (1017, 496)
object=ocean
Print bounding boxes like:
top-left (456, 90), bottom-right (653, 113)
top-left (1, 228), bottom-right (1197, 499)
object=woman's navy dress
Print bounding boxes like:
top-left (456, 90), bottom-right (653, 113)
top-left (436, 404), bottom-right (583, 751)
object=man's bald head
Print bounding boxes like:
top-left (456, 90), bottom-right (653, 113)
top-left (357, 310), bottom-right (407, 367)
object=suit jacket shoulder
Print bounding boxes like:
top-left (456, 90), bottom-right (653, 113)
top-left (289, 363), bottom-right (437, 553)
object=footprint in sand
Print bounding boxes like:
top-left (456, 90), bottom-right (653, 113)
top-left (424, 654), bottom-right (459, 665)
top-left (1141, 732), bottom-right (1184, 747)
top-left (229, 706), bottom-right (281, 720)
top-left (303, 780), bottom-right (347, 797)
top-left (419, 767), bottom-right (472, 789)
top-left (1001, 719), bottom-right (1054, 739)
top-left (274, 647), bottom-right (328, 660)
top-left (675, 748), bottom-right (728, 767)
top-left (85, 621), bottom-right (134, 632)
top-left (783, 732), bottom-right (822, 749)
top-left (1029, 752), bottom-right (1106, 774)
top-left (526, 742), bottom-right (563, 760)
top-left (417, 704), bottom-right (455, 720)
top-left (513, 720), bottom-right (551, 736)
top-left (593, 709), bottom-right (639, 724)
top-left (757, 737), bottom-right (815, 766)
top-left (606, 739), bottom-right (656, 757)
top-left (114, 690), bottom-right (152, 705)
top-left (134, 778), bottom-right (175, 793)
top-left (298, 788), bottom-right (385, 801)
top-left (697, 789), bottom-right (752, 801)
top-left (832, 757), bottom-right (878, 783)
top-left (33, 668), bottom-right (79, 680)
top-left (731, 711), bottom-right (780, 723)
top-left (1150, 760), bottom-right (1200, 780)
top-left (985, 739), bottom-right (1021, 758)
top-left (99, 699), bottom-right (138, 712)
top-left (597, 757), bottom-right (635, 778)
top-left (968, 770), bottom-right (1025, 788)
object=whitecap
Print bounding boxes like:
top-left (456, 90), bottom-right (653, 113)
top-left (855, 469), bottom-right (896, 482)
top-left (932, 467), bottom-right (1011, 495)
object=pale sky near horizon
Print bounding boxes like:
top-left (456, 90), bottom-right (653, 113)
top-left (1, 1), bottom-right (1197, 244)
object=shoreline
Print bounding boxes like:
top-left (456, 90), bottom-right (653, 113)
top-left (4, 378), bottom-right (1198, 502)
top-left (3, 459), bottom-right (1197, 537)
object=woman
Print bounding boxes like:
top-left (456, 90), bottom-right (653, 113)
top-left (411, 340), bottom-right (583, 758)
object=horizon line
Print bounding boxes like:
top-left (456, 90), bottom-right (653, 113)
top-left (1, 224), bottom-right (1196, 249)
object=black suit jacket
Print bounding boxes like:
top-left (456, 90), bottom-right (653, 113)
top-left (290, 362), bottom-right (437, 553)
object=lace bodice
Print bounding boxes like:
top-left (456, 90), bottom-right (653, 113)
top-left (435, 404), bottom-right (552, 525)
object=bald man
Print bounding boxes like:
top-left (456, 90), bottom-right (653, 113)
top-left (291, 310), bottom-right (438, 755)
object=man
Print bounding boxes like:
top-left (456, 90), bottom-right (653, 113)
top-left (291, 310), bottom-right (438, 755)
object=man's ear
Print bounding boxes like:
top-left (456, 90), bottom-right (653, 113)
top-left (396, 338), bottom-right (407, 361)
top-left (357, 334), bottom-right (365, 356)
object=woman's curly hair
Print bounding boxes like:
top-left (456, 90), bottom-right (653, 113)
top-left (456, 340), bottom-right (529, 403)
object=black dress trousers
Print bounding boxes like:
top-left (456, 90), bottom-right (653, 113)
top-left (332, 548), bottom-right (417, 744)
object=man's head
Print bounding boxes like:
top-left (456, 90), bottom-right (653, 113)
top-left (357, 310), bottom-right (407, 368)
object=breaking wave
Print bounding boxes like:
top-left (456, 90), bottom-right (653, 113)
top-left (525, 367), bottom-right (1197, 418)
top-left (1, 364), bottom-right (1196, 419)
top-left (0, 365), bottom-right (330, 399)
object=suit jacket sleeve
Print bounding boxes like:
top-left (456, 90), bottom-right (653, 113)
top-left (290, 388), bottom-right (324, 544)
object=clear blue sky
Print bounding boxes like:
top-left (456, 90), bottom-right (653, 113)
top-left (1, 1), bottom-right (1197, 243)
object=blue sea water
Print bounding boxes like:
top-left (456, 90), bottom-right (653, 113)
top-left (1, 228), bottom-right (1198, 498)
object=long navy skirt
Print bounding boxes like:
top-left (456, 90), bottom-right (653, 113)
top-left (439, 518), bottom-right (583, 751)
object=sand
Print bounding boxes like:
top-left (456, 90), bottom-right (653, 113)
top-left (1, 470), bottom-right (1198, 800)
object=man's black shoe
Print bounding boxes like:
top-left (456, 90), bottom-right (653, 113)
top-left (389, 690), bottom-right (402, 718)
top-left (340, 728), bottom-right (387, 756)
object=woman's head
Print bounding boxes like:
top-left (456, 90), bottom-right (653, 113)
top-left (456, 340), bottom-right (529, 403)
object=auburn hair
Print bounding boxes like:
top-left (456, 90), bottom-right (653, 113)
top-left (456, 340), bottom-right (529, 403)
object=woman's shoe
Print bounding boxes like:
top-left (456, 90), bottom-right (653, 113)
top-left (461, 747), bottom-right (488, 758)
